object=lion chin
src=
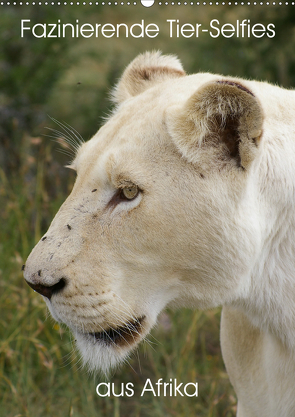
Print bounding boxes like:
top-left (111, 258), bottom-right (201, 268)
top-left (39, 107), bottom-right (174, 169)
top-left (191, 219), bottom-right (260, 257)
top-left (74, 316), bottom-right (147, 374)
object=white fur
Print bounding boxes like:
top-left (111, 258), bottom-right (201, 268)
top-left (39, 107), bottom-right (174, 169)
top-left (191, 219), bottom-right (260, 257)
top-left (24, 52), bottom-right (295, 416)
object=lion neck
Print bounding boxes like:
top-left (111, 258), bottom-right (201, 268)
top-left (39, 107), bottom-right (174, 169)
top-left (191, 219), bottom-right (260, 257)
top-left (235, 128), bottom-right (295, 351)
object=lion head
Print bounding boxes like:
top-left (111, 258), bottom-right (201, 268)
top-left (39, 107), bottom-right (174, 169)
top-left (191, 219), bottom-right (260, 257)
top-left (24, 52), bottom-right (264, 373)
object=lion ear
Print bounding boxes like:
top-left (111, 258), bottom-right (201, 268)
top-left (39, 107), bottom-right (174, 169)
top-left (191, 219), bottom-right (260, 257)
top-left (167, 80), bottom-right (264, 170)
top-left (112, 51), bottom-right (185, 104)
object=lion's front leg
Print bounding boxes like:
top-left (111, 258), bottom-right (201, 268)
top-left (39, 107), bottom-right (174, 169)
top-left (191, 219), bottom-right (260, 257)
top-left (236, 403), bottom-right (247, 417)
top-left (220, 306), bottom-right (268, 417)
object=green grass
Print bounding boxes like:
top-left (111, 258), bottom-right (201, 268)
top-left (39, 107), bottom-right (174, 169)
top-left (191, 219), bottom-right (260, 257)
top-left (0, 137), bottom-right (237, 417)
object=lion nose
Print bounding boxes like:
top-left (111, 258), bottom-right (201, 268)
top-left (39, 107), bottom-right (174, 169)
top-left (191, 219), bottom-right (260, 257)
top-left (25, 277), bottom-right (66, 300)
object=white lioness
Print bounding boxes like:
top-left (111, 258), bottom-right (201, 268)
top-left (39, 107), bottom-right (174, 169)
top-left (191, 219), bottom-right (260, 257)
top-left (24, 52), bottom-right (295, 416)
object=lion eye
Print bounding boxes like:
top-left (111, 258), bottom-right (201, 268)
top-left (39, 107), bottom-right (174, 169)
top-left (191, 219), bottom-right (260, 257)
top-left (121, 185), bottom-right (139, 200)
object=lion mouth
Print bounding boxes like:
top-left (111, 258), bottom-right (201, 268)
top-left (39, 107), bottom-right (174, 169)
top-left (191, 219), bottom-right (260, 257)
top-left (88, 316), bottom-right (146, 347)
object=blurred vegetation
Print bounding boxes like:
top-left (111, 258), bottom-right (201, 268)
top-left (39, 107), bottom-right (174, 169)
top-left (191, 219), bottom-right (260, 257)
top-left (0, 4), bottom-right (295, 417)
